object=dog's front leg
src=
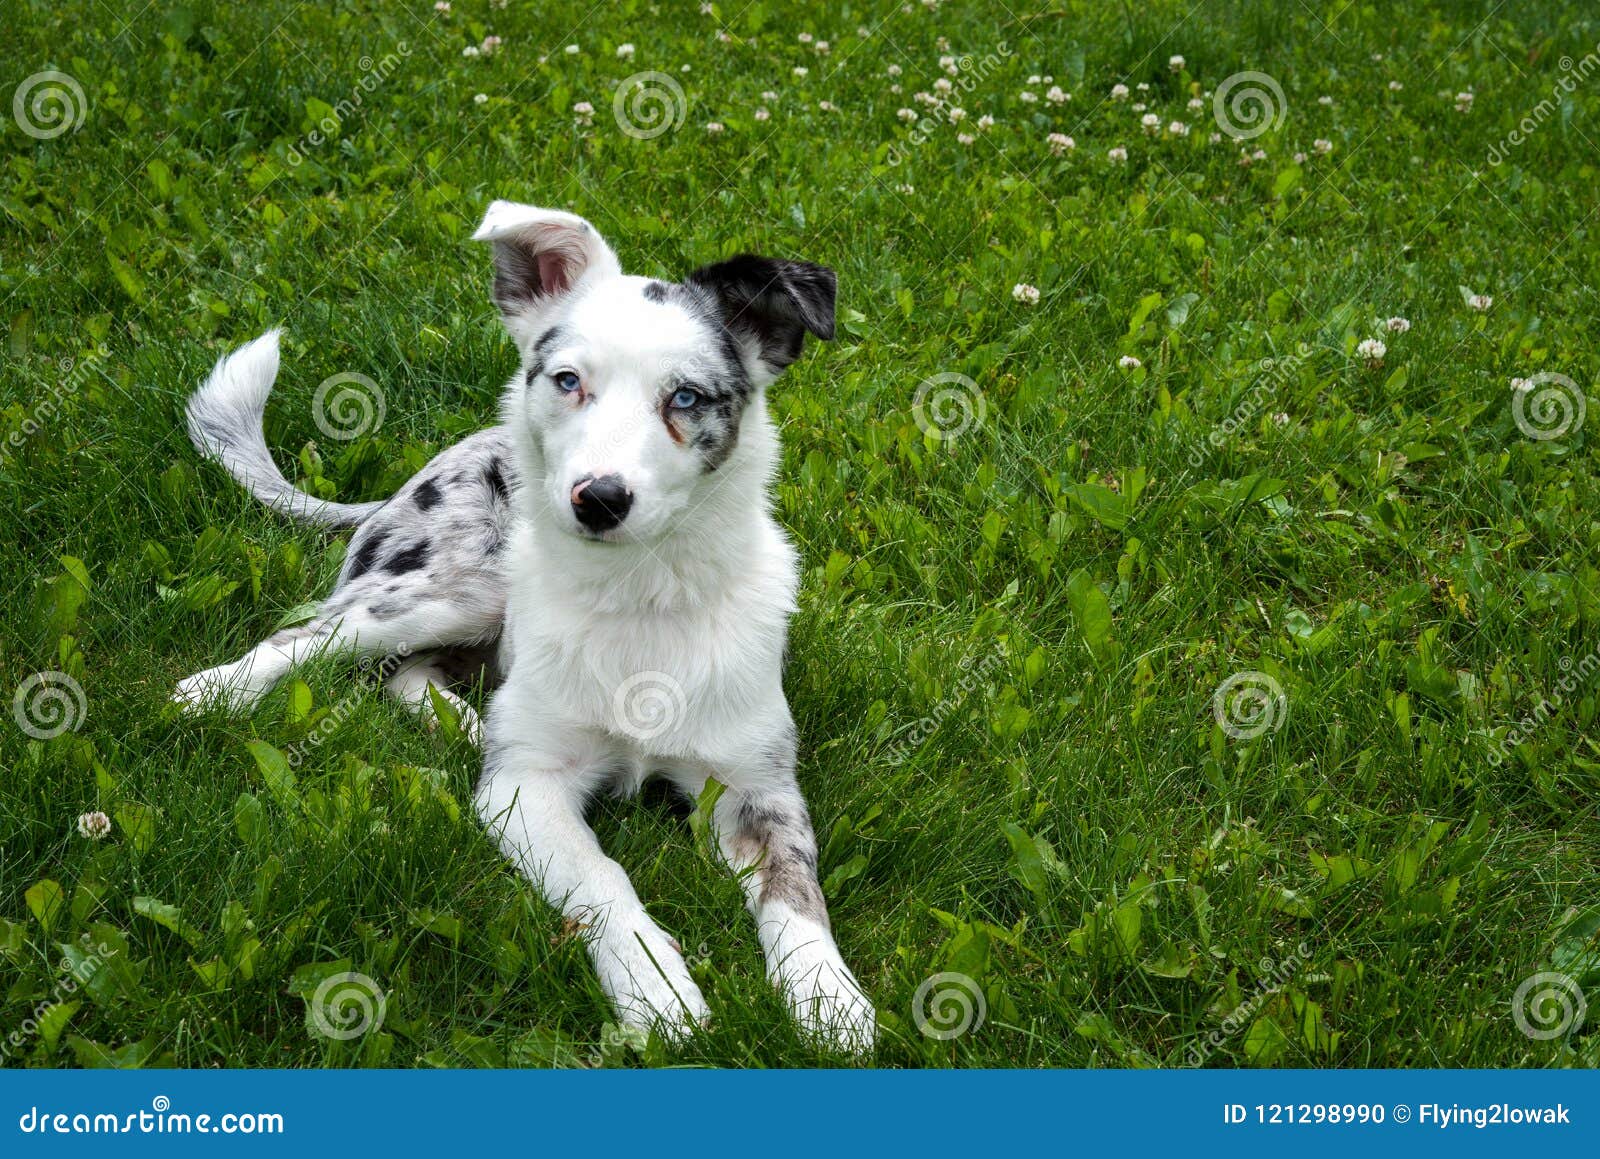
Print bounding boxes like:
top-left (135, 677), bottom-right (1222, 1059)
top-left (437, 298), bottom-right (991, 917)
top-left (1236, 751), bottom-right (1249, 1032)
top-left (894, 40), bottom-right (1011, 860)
top-left (475, 750), bottom-right (707, 1039)
top-left (712, 739), bottom-right (876, 1052)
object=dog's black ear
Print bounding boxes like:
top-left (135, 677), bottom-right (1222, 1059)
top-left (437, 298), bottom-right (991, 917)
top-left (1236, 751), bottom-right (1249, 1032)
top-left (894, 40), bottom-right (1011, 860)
top-left (472, 201), bottom-right (622, 344)
top-left (685, 255), bottom-right (836, 382)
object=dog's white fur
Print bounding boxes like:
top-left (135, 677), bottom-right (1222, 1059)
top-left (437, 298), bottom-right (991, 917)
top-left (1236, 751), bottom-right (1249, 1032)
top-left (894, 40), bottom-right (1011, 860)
top-left (176, 202), bottom-right (875, 1051)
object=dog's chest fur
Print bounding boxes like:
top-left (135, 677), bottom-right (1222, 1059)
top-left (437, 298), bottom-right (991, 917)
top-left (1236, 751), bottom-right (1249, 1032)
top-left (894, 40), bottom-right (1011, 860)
top-left (497, 517), bottom-right (799, 767)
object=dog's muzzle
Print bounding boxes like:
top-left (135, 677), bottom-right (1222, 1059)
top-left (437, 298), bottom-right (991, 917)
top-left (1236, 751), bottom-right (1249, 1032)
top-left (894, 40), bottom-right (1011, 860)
top-left (571, 474), bottom-right (633, 532)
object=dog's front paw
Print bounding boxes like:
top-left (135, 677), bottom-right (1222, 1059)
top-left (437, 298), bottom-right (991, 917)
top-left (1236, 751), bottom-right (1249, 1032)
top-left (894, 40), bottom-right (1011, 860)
top-left (591, 921), bottom-right (709, 1043)
top-left (771, 938), bottom-right (877, 1054)
top-left (172, 668), bottom-right (248, 714)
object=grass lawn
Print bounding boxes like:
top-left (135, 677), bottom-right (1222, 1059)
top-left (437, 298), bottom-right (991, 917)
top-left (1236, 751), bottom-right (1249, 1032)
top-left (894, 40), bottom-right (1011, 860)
top-left (3, 0), bottom-right (1599, 1069)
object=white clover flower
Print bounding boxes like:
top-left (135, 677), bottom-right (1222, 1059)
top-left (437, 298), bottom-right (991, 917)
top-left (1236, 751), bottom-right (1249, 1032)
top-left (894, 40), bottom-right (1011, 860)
top-left (716, 30), bottom-right (733, 43)
top-left (1107, 145), bottom-right (1128, 163)
top-left (1388, 80), bottom-right (1403, 91)
top-left (705, 121), bottom-right (725, 134)
top-left (1317, 94), bottom-right (1333, 106)
top-left (798, 32), bottom-right (814, 43)
top-left (1511, 377), bottom-right (1532, 392)
top-left (1385, 316), bottom-right (1411, 333)
top-left (1141, 112), bottom-right (1161, 134)
top-left (1293, 151), bottom-right (1307, 163)
top-left (793, 66), bottom-right (809, 77)
top-left (1209, 131), bottom-right (1221, 144)
top-left (1047, 132), bottom-right (1075, 154)
top-left (473, 92), bottom-right (489, 105)
top-left (977, 114), bottom-right (994, 130)
top-left (78, 811), bottom-right (112, 840)
top-left (1468, 294), bottom-right (1493, 311)
top-left (1455, 91), bottom-right (1474, 112)
top-left (700, 1), bottom-right (713, 12)
top-left (480, 35), bottom-right (502, 54)
top-left (1131, 101), bottom-right (1147, 112)
top-left (890, 84), bottom-right (901, 93)
top-left (948, 107), bottom-right (966, 121)
top-left (818, 100), bottom-right (836, 111)
top-left (1168, 120), bottom-right (1189, 136)
top-left (858, 25), bottom-right (871, 37)
top-left (957, 132), bottom-right (975, 144)
top-left (461, 45), bottom-right (480, 57)
top-left (815, 40), bottom-right (830, 54)
top-left (914, 91), bottom-right (935, 105)
top-left (1019, 91), bottom-right (1038, 103)
top-left (1136, 82), bottom-right (1150, 91)
top-left (1187, 97), bottom-right (1204, 111)
top-left (1251, 148), bottom-right (1267, 160)
top-left (1356, 337), bottom-right (1386, 363)
top-left (565, 43), bottom-right (580, 54)
top-left (1012, 283), bottom-right (1041, 304)
top-left (940, 54), bottom-right (956, 70)
top-left (1118, 355), bottom-right (1143, 370)
top-left (754, 107), bottom-right (770, 121)
top-left (887, 64), bottom-right (902, 77)
top-left (934, 77), bottom-right (953, 93)
top-left (1046, 85), bottom-right (1069, 104)
top-left (1169, 54), bottom-right (1185, 71)
top-left (896, 183), bottom-right (914, 194)
top-left (1272, 412), bottom-right (1290, 426)
top-left (1313, 138), bottom-right (1332, 154)
top-left (1111, 83), bottom-right (1130, 100)
top-left (1028, 74), bottom-right (1042, 84)
top-left (616, 42), bottom-right (635, 59)
top-left (762, 90), bottom-right (779, 101)
top-left (573, 100), bottom-right (594, 123)
top-left (434, 0), bottom-right (451, 11)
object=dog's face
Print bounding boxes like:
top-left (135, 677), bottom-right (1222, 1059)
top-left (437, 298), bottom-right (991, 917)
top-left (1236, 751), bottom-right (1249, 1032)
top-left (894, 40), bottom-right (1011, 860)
top-left (472, 202), bottom-right (835, 544)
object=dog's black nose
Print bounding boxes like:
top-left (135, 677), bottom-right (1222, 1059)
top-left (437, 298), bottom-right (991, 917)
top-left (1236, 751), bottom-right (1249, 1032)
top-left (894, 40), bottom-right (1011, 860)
top-left (571, 474), bottom-right (632, 532)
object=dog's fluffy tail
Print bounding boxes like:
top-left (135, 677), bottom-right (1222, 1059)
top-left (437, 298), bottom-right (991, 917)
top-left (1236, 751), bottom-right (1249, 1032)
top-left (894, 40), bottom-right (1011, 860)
top-left (186, 330), bottom-right (385, 528)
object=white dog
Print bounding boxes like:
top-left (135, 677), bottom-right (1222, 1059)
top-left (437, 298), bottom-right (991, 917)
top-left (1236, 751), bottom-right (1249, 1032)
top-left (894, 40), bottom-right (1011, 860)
top-left (176, 201), bottom-right (876, 1050)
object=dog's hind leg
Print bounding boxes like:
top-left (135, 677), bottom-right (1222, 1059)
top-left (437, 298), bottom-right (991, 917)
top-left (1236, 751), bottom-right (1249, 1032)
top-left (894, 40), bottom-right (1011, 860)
top-left (174, 590), bottom-right (500, 716)
top-left (384, 655), bottom-right (483, 745)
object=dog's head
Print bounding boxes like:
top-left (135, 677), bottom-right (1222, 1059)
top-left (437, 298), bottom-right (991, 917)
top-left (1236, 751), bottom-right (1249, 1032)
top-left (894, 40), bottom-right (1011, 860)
top-left (472, 200), bottom-right (835, 544)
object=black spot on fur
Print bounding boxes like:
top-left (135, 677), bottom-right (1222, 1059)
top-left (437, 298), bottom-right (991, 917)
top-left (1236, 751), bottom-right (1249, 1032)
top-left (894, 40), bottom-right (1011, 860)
top-left (413, 479), bottom-right (442, 510)
top-left (348, 530), bottom-right (389, 579)
top-left (643, 280), bottom-right (671, 303)
top-left (484, 458), bottom-right (509, 503)
top-left (386, 540), bottom-right (432, 575)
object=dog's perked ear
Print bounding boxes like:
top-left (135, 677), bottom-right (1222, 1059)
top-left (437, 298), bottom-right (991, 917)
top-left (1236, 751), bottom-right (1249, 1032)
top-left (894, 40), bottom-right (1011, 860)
top-left (685, 255), bottom-right (836, 385)
top-left (471, 201), bottom-right (623, 344)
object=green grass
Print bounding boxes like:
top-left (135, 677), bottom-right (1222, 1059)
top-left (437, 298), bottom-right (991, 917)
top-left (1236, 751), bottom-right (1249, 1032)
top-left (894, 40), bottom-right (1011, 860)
top-left (4, 0), bottom-right (1600, 1069)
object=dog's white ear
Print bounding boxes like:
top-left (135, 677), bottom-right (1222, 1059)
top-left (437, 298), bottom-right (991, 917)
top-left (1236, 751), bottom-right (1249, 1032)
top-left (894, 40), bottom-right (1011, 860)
top-left (472, 201), bottom-right (622, 342)
top-left (685, 255), bottom-right (836, 385)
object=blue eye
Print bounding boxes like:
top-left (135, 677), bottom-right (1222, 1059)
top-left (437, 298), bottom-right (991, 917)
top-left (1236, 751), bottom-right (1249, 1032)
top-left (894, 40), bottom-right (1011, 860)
top-left (670, 387), bottom-right (702, 410)
top-left (554, 371), bottom-right (581, 394)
